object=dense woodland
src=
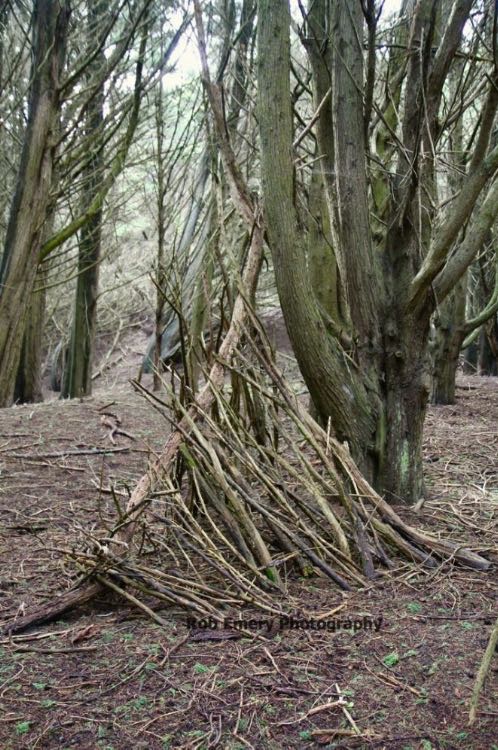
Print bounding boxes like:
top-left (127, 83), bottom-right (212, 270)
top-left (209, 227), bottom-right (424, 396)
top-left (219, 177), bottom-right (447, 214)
top-left (0, 0), bottom-right (497, 747)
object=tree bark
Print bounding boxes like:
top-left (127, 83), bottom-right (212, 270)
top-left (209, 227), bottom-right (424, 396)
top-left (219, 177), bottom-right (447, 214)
top-left (14, 264), bottom-right (47, 404)
top-left (258, 0), bottom-right (376, 467)
top-left (478, 320), bottom-right (498, 375)
top-left (61, 0), bottom-right (106, 399)
top-left (307, 163), bottom-right (343, 329)
top-left (257, 0), bottom-right (475, 504)
top-left (14, 176), bottom-right (59, 404)
top-left (431, 279), bottom-right (466, 405)
top-left (0, 0), bottom-right (70, 407)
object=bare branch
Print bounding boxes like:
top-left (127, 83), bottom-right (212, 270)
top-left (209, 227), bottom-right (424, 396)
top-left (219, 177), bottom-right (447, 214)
top-left (434, 174), bottom-right (498, 303)
top-left (407, 142), bottom-right (498, 309)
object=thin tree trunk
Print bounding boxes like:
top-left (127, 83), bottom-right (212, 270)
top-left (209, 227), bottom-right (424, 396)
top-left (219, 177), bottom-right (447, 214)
top-left (153, 59), bottom-right (166, 391)
top-left (62, 212), bottom-right (102, 398)
top-left (188, 201), bottom-right (216, 393)
top-left (153, 239), bottom-right (166, 390)
top-left (463, 341), bottom-right (478, 373)
top-left (431, 57), bottom-right (465, 405)
top-left (62, 0), bottom-right (105, 399)
top-left (478, 322), bottom-right (498, 375)
top-left (477, 249), bottom-right (498, 374)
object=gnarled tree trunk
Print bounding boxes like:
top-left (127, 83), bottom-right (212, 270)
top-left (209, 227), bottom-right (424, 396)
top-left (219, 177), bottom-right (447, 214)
top-left (258, 0), bottom-right (494, 504)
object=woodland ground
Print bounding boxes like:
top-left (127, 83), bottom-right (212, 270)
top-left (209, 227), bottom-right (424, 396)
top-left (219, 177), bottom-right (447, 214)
top-left (0, 316), bottom-right (497, 750)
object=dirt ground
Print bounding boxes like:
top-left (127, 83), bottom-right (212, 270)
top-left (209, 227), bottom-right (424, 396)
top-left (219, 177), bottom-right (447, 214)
top-left (0, 321), bottom-right (497, 750)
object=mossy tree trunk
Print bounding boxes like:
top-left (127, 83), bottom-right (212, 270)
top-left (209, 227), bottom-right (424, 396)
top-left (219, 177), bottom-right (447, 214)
top-left (14, 264), bottom-right (48, 404)
top-left (0, 0), bottom-right (69, 407)
top-left (14, 181), bottom-right (59, 404)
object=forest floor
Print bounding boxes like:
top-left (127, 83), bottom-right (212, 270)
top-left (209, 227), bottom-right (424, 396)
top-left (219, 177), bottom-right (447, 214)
top-left (0, 317), bottom-right (497, 750)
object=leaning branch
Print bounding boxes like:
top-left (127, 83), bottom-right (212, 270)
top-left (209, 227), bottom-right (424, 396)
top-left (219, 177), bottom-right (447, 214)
top-left (468, 615), bottom-right (498, 725)
top-left (461, 245), bottom-right (498, 347)
top-left (1, 2), bottom-right (266, 637)
top-left (433, 174), bottom-right (498, 303)
top-left (427, 0), bottom-right (472, 104)
top-left (407, 143), bottom-right (498, 310)
top-left (193, 0), bottom-right (255, 229)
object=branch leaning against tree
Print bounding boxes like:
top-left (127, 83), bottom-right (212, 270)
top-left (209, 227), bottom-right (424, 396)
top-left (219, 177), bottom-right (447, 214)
top-left (0, 0), bottom-right (268, 633)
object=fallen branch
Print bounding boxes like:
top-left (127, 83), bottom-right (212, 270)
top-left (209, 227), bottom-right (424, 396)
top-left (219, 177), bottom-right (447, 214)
top-left (468, 615), bottom-right (498, 725)
top-left (7, 446), bottom-right (130, 459)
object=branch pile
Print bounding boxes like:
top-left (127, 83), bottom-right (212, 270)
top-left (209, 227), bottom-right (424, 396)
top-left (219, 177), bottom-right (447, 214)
top-left (1, 2), bottom-right (492, 635)
top-left (2, 305), bottom-right (491, 636)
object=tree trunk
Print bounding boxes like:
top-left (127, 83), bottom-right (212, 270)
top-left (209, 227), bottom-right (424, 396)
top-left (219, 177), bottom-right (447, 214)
top-left (462, 240), bottom-right (498, 376)
top-left (308, 165), bottom-right (343, 327)
top-left (430, 57), bottom-right (465, 406)
top-left (463, 341), bottom-right (478, 373)
top-left (257, 0), bottom-right (489, 504)
top-left (188, 201), bottom-right (216, 393)
top-left (14, 264), bottom-right (47, 403)
top-left (61, 213), bottom-right (101, 399)
top-left (382, 348), bottom-right (429, 502)
top-left (61, 0), bottom-right (105, 399)
top-left (379, 277), bottom-right (433, 501)
top-left (431, 278), bottom-right (466, 404)
top-left (477, 251), bottom-right (498, 375)
top-left (14, 185), bottom-right (58, 404)
top-left (431, 339), bottom-right (461, 404)
top-left (258, 0), bottom-right (376, 466)
top-left (478, 321), bottom-right (498, 375)
top-left (0, 0), bottom-right (69, 407)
